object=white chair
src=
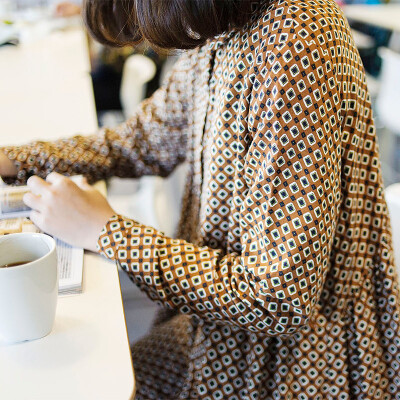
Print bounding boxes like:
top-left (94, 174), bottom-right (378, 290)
top-left (379, 48), bottom-right (400, 275)
top-left (351, 28), bottom-right (375, 51)
top-left (376, 47), bottom-right (400, 135)
top-left (120, 54), bottom-right (157, 118)
top-left (388, 32), bottom-right (400, 54)
top-left (374, 47), bottom-right (400, 186)
top-left (384, 184), bottom-right (400, 276)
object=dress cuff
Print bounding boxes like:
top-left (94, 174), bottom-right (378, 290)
top-left (96, 214), bottom-right (138, 259)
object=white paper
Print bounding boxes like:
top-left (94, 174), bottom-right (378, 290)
top-left (0, 186), bottom-right (31, 219)
top-left (56, 238), bottom-right (83, 295)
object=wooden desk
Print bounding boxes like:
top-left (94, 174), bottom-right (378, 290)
top-left (344, 4), bottom-right (400, 33)
top-left (0, 26), bottom-right (135, 399)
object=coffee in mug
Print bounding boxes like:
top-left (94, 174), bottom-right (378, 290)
top-left (0, 260), bottom-right (33, 268)
top-left (0, 233), bottom-right (58, 343)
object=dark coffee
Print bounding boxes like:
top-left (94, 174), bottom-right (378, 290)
top-left (0, 261), bottom-right (32, 268)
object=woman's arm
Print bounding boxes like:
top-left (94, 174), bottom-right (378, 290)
top-left (0, 53), bottom-right (192, 185)
top-left (96, 38), bottom-right (342, 335)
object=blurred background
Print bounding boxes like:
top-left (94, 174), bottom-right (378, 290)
top-left (1, 0), bottom-right (400, 344)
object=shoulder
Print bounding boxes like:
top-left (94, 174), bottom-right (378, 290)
top-left (236, 0), bottom-right (351, 74)
top-left (236, 0), bottom-right (354, 85)
top-left (249, 0), bottom-right (347, 46)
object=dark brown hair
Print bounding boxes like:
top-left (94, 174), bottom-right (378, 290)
top-left (83, 0), bottom-right (259, 50)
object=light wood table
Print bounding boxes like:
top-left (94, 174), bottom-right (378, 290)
top-left (0, 25), bottom-right (135, 399)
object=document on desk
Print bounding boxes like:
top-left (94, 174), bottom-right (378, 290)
top-left (0, 186), bottom-right (31, 219)
top-left (0, 185), bottom-right (84, 296)
top-left (56, 238), bottom-right (84, 295)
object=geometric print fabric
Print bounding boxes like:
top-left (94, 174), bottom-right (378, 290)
top-left (3, 0), bottom-right (400, 399)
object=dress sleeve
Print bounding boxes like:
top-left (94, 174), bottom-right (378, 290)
top-left (1, 53), bottom-right (192, 185)
top-left (96, 38), bottom-right (342, 335)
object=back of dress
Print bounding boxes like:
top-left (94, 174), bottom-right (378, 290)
top-left (321, 6), bottom-right (400, 396)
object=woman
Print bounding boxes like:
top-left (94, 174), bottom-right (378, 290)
top-left (1, 0), bottom-right (400, 398)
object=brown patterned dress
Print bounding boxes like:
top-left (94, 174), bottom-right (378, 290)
top-left (3, 0), bottom-right (400, 398)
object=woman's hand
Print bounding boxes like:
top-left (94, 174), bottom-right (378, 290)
top-left (23, 173), bottom-right (115, 252)
top-left (0, 151), bottom-right (17, 177)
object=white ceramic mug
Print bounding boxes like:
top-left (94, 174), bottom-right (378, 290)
top-left (0, 233), bottom-right (58, 343)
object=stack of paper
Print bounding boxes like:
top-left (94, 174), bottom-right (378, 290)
top-left (56, 238), bottom-right (83, 295)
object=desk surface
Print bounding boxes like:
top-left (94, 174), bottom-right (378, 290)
top-left (344, 4), bottom-right (400, 33)
top-left (0, 27), bottom-right (97, 142)
top-left (0, 255), bottom-right (135, 400)
top-left (0, 26), bottom-right (135, 400)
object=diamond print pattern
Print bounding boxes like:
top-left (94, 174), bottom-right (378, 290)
top-left (3, 0), bottom-right (400, 399)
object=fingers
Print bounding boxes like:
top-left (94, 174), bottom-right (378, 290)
top-left (27, 175), bottom-right (51, 192)
top-left (25, 173), bottom-right (72, 213)
top-left (27, 173), bottom-right (85, 195)
top-left (46, 172), bottom-right (66, 185)
top-left (47, 172), bottom-right (86, 190)
top-left (25, 173), bottom-right (86, 236)
top-left (74, 176), bottom-right (91, 191)
top-left (24, 175), bottom-right (53, 214)
top-left (25, 173), bottom-right (90, 215)
top-left (29, 210), bottom-right (45, 232)
top-left (23, 192), bottom-right (44, 212)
